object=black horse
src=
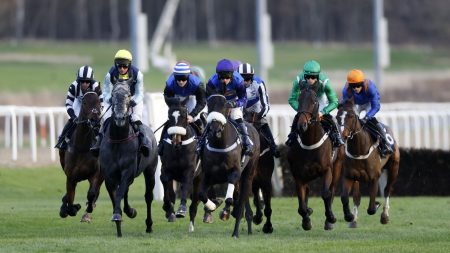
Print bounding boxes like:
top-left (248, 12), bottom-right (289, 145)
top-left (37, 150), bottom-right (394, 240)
top-left (189, 94), bottom-right (260, 238)
top-left (160, 99), bottom-right (199, 222)
top-left (99, 81), bottom-right (158, 237)
top-left (287, 86), bottom-right (343, 231)
top-left (58, 91), bottom-right (103, 222)
top-left (244, 112), bottom-right (275, 234)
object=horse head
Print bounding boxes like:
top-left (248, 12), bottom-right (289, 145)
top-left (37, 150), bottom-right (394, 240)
top-left (296, 86), bottom-right (319, 134)
top-left (337, 98), bottom-right (361, 141)
top-left (79, 91), bottom-right (101, 123)
top-left (206, 94), bottom-right (228, 139)
top-left (111, 80), bottom-right (132, 127)
top-left (166, 98), bottom-right (189, 148)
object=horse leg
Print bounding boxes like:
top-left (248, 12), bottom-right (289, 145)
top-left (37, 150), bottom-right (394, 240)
top-left (381, 157), bottom-right (399, 224)
top-left (144, 169), bottom-right (156, 233)
top-left (66, 180), bottom-right (81, 217)
top-left (124, 189), bottom-right (137, 218)
top-left (251, 181), bottom-right (263, 225)
top-left (244, 200), bottom-right (253, 235)
top-left (341, 178), bottom-right (355, 223)
top-left (189, 174), bottom-right (201, 232)
top-left (161, 174), bottom-right (176, 222)
top-left (367, 178), bottom-right (380, 215)
top-left (176, 178), bottom-right (190, 218)
top-left (322, 167), bottom-right (336, 230)
top-left (221, 170), bottom-right (240, 221)
top-left (59, 194), bottom-right (69, 218)
top-left (232, 174), bottom-right (252, 238)
top-left (296, 181), bottom-right (311, 231)
top-left (349, 181), bottom-right (361, 228)
top-left (261, 180), bottom-right (274, 234)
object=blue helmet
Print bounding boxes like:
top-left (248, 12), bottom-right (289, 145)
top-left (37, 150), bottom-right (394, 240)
top-left (215, 59), bottom-right (234, 73)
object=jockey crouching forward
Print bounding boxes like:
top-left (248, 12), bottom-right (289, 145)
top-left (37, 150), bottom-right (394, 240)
top-left (239, 62), bottom-right (280, 158)
top-left (342, 69), bottom-right (393, 157)
top-left (285, 60), bottom-right (344, 148)
top-left (196, 58), bottom-right (254, 156)
top-left (55, 65), bottom-right (102, 150)
top-left (90, 49), bottom-right (151, 157)
top-left (157, 61), bottom-right (207, 156)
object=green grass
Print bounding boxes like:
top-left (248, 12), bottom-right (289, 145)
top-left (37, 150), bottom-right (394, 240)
top-left (0, 167), bottom-right (449, 253)
top-left (1, 41), bottom-right (450, 94)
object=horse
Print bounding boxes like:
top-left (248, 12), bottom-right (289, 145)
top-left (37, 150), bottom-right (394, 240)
top-left (160, 99), bottom-right (199, 222)
top-left (99, 81), bottom-right (158, 237)
top-left (336, 98), bottom-right (400, 227)
top-left (189, 94), bottom-right (260, 238)
top-left (244, 112), bottom-right (275, 234)
top-left (286, 86), bottom-right (343, 231)
top-left (58, 91), bottom-right (103, 223)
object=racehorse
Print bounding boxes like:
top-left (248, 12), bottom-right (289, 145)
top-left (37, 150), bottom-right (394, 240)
top-left (160, 99), bottom-right (199, 222)
top-left (99, 81), bottom-right (158, 237)
top-left (58, 91), bottom-right (103, 223)
top-left (286, 86), bottom-right (342, 231)
top-left (189, 94), bottom-right (260, 238)
top-left (336, 98), bottom-right (400, 227)
top-left (244, 112), bottom-right (275, 234)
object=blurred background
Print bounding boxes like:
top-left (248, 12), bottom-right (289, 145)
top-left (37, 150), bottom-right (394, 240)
top-left (0, 0), bottom-right (449, 106)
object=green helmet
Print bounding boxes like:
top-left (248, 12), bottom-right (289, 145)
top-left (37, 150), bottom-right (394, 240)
top-left (303, 60), bottom-right (321, 75)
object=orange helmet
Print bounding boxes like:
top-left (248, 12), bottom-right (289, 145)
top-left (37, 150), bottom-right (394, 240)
top-left (347, 69), bottom-right (365, 84)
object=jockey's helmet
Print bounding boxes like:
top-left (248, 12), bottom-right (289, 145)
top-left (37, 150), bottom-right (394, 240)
top-left (216, 59), bottom-right (234, 74)
top-left (238, 63), bottom-right (255, 82)
top-left (114, 49), bottom-right (132, 67)
top-left (347, 69), bottom-right (365, 84)
top-left (173, 61), bottom-right (191, 76)
top-left (303, 60), bottom-right (321, 76)
top-left (76, 65), bottom-right (94, 83)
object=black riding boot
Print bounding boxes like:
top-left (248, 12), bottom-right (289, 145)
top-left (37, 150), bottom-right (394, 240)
top-left (133, 121), bottom-right (151, 157)
top-left (55, 118), bottom-right (76, 150)
top-left (285, 114), bottom-right (299, 146)
top-left (375, 122), bottom-right (393, 157)
top-left (260, 123), bottom-right (280, 158)
top-left (158, 124), bottom-right (168, 156)
top-left (90, 118), bottom-right (109, 157)
top-left (196, 124), bottom-right (209, 156)
top-left (237, 120), bottom-right (253, 156)
top-left (322, 115), bottom-right (344, 148)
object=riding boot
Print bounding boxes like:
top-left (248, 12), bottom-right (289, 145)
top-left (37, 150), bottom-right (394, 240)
top-left (90, 118), bottom-right (109, 157)
top-left (376, 122), bottom-right (393, 157)
top-left (237, 120), bottom-right (253, 156)
top-left (260, 123), bottom-right (280, 158)
top-left (158, 124), bottom-right (168, 156)
top-left (285, 114), bottom-right (299, 146)
top-left (55, 118), bottom-right (75, 150)
top-left (134, 121), bottom-right (151, 157)
top-left (329, 118), bottom-right (344, 148)
top-left (196, 124), bottom-right (209, 156)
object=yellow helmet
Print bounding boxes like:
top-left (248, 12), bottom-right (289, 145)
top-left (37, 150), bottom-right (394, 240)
top-left (114, 49), bottom-right (132, 62)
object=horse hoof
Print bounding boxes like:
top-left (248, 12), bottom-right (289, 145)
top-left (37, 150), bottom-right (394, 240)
top-left (80, 212), bottom-right (92, 223)
top-left (262, 223), bottom-right (273, 234)
top-left (59, 210), bottom-right (68, 218)
top-left (252, 214), bottom-right (263, 225)
top-left (175, 205), bottom-right (187, 218)
top-left (327, 215), bottom-right (337, 224)
top-left (189, 222), bottom-right (195, 232)
top-left (302, 219), bottom-right (312, 231)
top-left (380, 213), bottom-right (390, 224)
top-left (67, 204), bottom-right (81, 216)
top-left (111, 213), bottom-right (122, 222)
top-left (203, 212), bottom-right (213, 223)
top-left (344, 214), bottom-right (354, 222)
top-left (324, 221), bottom-right (334, 230)
top-left (125, 208), bottom-right (137, 219)
top-left (220, 210), bottom-right (230, 221)
top-left (349, 221), bottom-right (358, 228)
top-left (146, 227), bottom-right (153, 233)
top-left (167, 213), bottom-right (176, 222)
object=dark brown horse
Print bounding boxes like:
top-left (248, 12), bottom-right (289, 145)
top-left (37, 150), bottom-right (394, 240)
top-left (160, 100), bottom-right (199, 222)
top-left (287, 86), bottom-right (343, 230)
top-left (189, 94), bottom-right (260, 238)
top-left (336, 98), bottom-right (400, 227)
top-left (244, 112), bottom-right (275, 234)
top-left (58, 91), bottom-right (103, 222)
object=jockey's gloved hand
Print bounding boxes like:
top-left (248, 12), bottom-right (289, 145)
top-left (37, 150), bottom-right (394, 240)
top-left (67, 108), bottom-right (77, 120)
top-left (130, 100), bottom-right (137, 107)
top-left (362, 116), bottom-right (371, 123)
top-left (226, 101), bottom-right (236, 108)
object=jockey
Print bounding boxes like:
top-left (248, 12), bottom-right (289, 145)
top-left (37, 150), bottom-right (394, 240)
top-left (342, 69), bottom-right (393, 157)
top-left (55, 65), bottom-right (102, 150)
top-left (90, 49), bottom-right (151, 157)
top-left (197, 58), bottom-right (254, 156)
top-left (157, 61), bottom-right (207, 156)
top-left (285, 60), bottom-right (344, 148)
top-left (239, 62), bottom-right (280, 158)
